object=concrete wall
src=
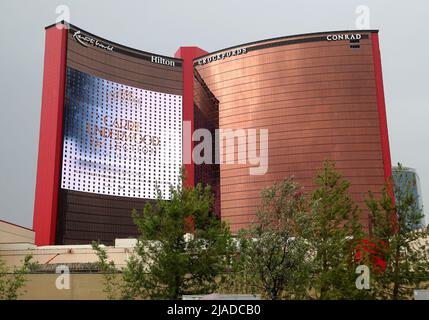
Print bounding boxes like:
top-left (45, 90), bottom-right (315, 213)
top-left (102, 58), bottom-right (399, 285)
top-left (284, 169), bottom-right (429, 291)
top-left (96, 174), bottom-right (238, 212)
top-left (17, 273), bottom-right (109, 300)
top-left (0, 220), bottom-right (34, 245)
top-left (0, 239), bottom-right (136, 269)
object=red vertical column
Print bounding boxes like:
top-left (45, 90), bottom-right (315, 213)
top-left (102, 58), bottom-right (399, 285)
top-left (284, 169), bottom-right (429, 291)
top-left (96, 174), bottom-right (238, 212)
top-left (372, 33), bottom-right (397, 234)
top-left (174, 47), bottom-right (207, 188)
top-left (372, 32), bottom-right (392, 181)
top-left (33, 25), bottom-right (68, 246)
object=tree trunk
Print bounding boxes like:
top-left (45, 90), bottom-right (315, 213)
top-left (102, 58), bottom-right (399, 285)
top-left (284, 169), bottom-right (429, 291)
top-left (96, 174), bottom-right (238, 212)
top-left (392, 242), bottom-right (401, 299)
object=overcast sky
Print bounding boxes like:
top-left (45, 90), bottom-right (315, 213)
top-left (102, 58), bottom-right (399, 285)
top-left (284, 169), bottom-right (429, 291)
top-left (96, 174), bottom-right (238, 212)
top-left (0, 0), bottom-right (428, 228)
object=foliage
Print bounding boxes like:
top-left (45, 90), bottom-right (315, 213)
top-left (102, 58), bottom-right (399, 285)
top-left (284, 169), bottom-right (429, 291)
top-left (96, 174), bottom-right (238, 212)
top-left (234, 177), bottom-right (311, 299)
top-left (91, 162), bottom-right (429, 300)
top-left (126, 181), bottom-right (233, 299)
top-left (306, 161), bottom-right (369, 299)
top-left (0, 255), bottom-right (37, 300)
top-left (91, 241), bottom-right (121, 300)
top-left (93, 176), bottom-right (234, 300)
top-left (366, 163), bottom-right (429, 299)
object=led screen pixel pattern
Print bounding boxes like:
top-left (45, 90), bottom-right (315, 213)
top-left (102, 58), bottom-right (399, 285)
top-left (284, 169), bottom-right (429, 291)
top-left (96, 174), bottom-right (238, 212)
top-left (61, 67), bottom-right (182, 200)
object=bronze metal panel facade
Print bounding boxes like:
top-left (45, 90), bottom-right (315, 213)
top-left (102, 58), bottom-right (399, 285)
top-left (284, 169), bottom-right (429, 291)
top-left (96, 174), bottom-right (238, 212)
top-left (195, 32), bottom-right (385, 233)
top-left (193, 71), bottom-right (220, 215)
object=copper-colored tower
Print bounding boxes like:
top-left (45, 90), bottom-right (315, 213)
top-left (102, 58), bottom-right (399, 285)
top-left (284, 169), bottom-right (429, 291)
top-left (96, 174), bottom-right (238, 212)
top-left (194, 31), bottom-right (391, 233)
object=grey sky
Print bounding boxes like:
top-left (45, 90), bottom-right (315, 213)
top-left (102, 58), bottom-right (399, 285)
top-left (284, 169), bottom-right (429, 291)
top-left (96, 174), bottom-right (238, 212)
top-left (0, 0), bottom-right (428, 228)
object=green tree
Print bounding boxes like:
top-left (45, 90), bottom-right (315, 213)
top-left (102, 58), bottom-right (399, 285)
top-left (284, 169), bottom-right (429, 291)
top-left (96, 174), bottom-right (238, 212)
top-left (0, 255), bottom-right (36, 300)
top-left (307, 161), bottom-right (367, 299)
top-left (93, 178), bottom-right (234, 300)
top-left (366, 163), bottom-right (429, 299)
top-left (91, 242), bottom-right (121, 300)
top-left (234, 177), bottom-right (312, 300)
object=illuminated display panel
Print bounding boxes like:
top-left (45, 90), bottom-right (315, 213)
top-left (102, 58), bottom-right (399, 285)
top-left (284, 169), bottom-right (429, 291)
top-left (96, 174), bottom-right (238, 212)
top-left (60, 67), bottom-right (182, 200)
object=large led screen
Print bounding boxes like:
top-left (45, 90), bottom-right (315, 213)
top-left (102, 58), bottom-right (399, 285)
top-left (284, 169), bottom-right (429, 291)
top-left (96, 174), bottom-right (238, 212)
top-left (60, 67), bottom-right (182, 199)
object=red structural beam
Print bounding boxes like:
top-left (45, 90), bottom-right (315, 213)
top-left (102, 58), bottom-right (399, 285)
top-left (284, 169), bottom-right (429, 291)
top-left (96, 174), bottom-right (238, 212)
top-left (371, 32), bottom-right (398, 233)
top-left (33, 26), bottom-right (68, 246)
top-left (372, 32), bottom-right (392, 182)
top-left (174, 47), bottom-right (207, 188)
